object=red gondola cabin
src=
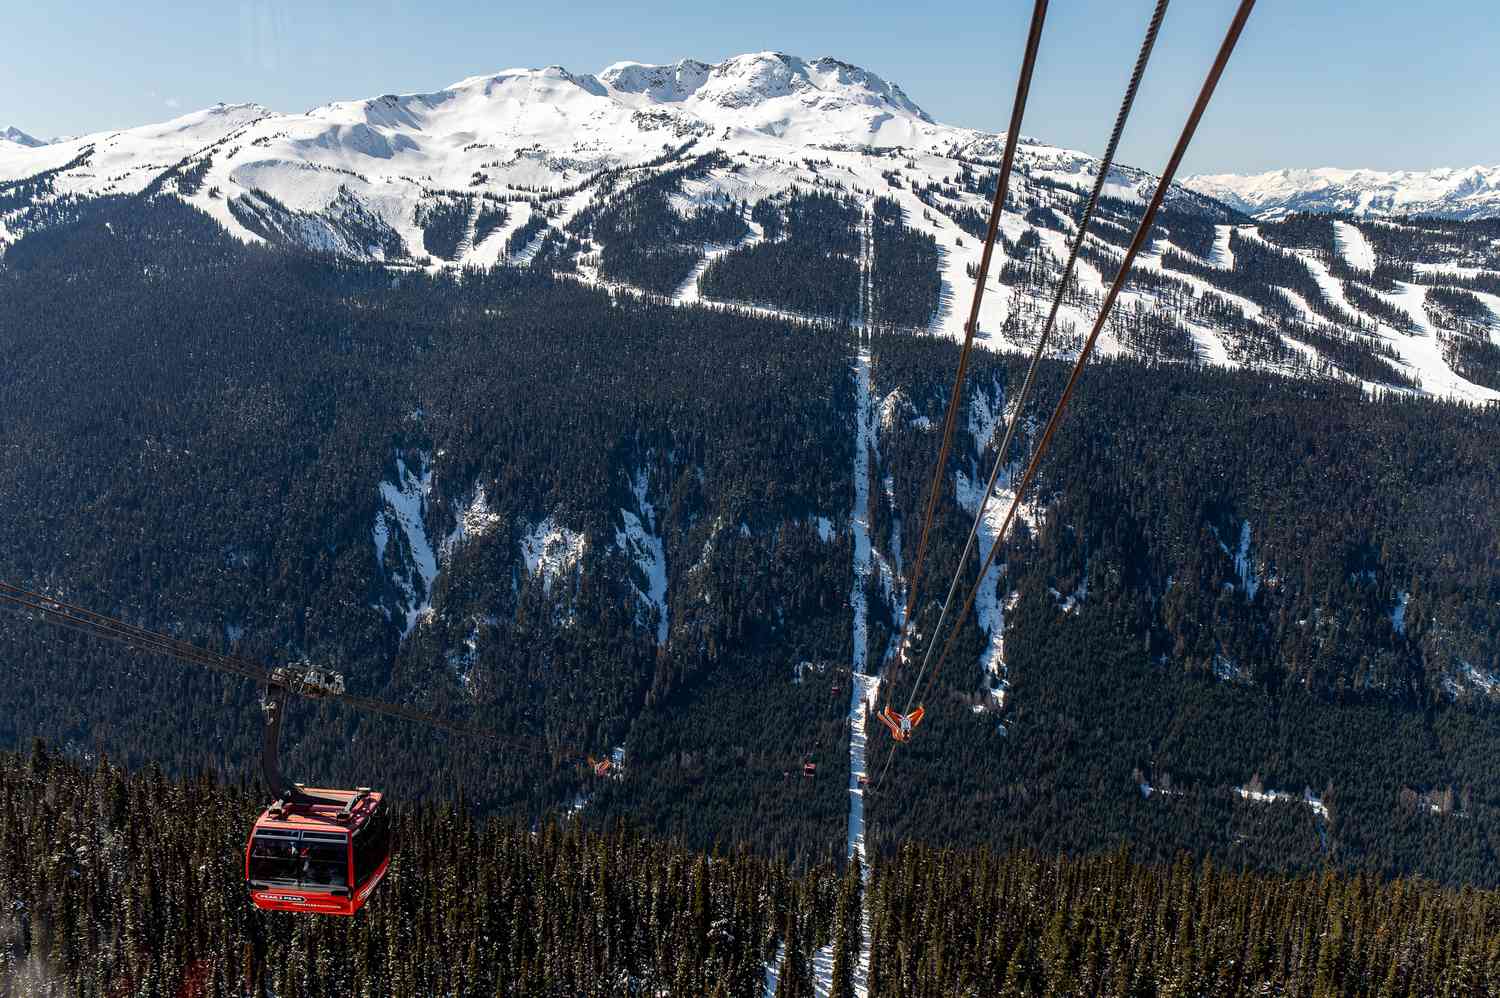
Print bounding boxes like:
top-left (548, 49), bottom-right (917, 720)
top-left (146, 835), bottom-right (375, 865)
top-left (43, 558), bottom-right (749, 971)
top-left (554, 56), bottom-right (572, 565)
top-left (244, 787), bottom-right (390, 916)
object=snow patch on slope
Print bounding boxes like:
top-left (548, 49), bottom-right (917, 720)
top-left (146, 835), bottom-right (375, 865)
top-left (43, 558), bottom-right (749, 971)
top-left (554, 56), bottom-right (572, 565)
top-left (1234, 519), bottom-right (1260, 601)
top-left (615, 469), bottom-right (669, 645)
top-left (374, 452), bottom-right (439, 636)
top-left (521, 517), bottom-right (587, 593)
top-left (952, 466), bottom-right (1018, 688)
top-left (443, 483), bottom-right (502, 556)
top-left (1392, 591), bottom-right (1410, 635)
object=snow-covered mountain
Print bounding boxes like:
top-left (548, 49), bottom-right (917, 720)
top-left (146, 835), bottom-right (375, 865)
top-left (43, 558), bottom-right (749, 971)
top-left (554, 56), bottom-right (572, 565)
top-left (1, 126), bottom-right (47, 150)
top-left (1184, 165), bottom-right (1500, 221)
top-left (2, 52), bottom-right (1497, 404)
top-left (0, 51), bottom-right (1205, 255)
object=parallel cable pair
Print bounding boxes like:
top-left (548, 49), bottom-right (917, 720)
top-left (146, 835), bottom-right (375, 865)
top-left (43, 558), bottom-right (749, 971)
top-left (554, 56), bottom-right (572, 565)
top-left (0, 578), bottom-right (479, 738)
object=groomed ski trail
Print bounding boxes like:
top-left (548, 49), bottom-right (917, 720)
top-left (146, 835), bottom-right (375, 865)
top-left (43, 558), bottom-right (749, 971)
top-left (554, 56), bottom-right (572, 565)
top-left (454, 197), bottom-right (482, 259)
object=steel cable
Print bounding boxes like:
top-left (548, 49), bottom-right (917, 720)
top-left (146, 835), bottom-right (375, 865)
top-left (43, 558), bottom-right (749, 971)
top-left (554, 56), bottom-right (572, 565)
top-left (875, 0), bottom-right (1257, 791)
top-left (900, 0), bottom-right (1171, 717)
top-left (0, 579), bottom-right (485, 740)
top-left (913, 0), bottom-right (1259, 716)
top-left (892, 0), bottom-right (1051, 677)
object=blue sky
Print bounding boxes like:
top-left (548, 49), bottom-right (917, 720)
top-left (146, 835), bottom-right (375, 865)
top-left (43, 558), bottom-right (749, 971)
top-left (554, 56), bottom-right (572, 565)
top-left (4, 1), bottom-right (1494, 175)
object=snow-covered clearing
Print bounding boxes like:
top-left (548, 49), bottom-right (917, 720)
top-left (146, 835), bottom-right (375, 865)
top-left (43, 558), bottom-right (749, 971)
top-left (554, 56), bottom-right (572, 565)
top-left (1448, 661), bottom-right (1500, 698)
top-left (1235, 784), bottom-right (1330, 822)
top-left (1379, 282), bottom-right (1500, 402)
top-left (373, 451), bottom-right (438, 636)
top-left (1333, 220), bottom-right (1376, 272)
top-left (1413, 262), bottom-right (1500, 282)
top-left (1213, 654), bottom-right (1248, 684)
top-left (442, 483), bottom-right (502, 556)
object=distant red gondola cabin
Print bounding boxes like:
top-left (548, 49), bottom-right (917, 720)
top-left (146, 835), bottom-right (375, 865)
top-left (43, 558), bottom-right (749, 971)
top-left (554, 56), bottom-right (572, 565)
top-left (245, 788), bottom-right (390, 916)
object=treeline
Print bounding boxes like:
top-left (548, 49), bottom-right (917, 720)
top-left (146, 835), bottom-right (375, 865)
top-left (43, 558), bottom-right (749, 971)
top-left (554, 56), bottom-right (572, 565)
top-left (6, 748), bottom-right (1498, 997)
top-left (868, 842), bottom-right (1500, 997)
top-left (0, 744), bottom-right (838, 998)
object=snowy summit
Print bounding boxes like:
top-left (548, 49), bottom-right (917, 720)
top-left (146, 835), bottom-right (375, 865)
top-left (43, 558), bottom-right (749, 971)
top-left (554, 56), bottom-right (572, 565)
top-left (1, 126), bottom-right (48, 150)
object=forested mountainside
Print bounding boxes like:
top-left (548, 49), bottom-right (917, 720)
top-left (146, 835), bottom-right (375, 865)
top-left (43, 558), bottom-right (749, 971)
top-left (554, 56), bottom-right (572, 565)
top-left (3, 196), bottom-right (1500, 890)
top-left (5, 749), bottom-right (1500, 997)
top-left (3, 52), bottom-right (1499, 401)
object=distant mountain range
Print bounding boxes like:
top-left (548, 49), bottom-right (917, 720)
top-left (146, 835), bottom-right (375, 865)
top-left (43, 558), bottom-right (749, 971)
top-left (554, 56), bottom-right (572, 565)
top-left (1183, 165), bottom-right (1500, 221)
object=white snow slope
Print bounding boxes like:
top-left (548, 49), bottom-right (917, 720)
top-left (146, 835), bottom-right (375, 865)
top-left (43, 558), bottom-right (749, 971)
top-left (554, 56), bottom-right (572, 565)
top-left (0, 51), bottom-right (1206, 290)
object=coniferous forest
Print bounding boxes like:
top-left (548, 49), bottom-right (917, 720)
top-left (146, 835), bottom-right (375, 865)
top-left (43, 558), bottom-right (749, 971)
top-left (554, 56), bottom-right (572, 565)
top-left (6, 747), bottom-right (1500, 997)
top-left (4, 188), bottom-right (1500, 993)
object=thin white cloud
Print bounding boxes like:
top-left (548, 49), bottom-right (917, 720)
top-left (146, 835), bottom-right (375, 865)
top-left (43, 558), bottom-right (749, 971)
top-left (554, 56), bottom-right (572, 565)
top-left (240, 0), bottom-right (288, 73)
top-left (164, 97), bottom-right (181, 109)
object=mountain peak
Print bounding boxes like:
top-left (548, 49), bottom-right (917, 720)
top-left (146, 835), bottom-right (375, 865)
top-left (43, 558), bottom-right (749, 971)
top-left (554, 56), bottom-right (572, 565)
top-left (595, 52), bottom-right (932, 122)
top-left (1, 126), bottom-right (46, 148)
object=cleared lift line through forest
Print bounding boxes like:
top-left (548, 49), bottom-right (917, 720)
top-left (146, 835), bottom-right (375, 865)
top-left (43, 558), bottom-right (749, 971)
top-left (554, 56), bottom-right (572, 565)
top-left (804, 346), bottom-right (882, 998)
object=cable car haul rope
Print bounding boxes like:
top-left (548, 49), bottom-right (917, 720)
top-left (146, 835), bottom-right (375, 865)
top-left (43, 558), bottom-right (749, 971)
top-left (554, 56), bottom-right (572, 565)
top-left (875, 0), bottom-right (1258, 788)
top-left (0, 577), bottom-right (532, 916)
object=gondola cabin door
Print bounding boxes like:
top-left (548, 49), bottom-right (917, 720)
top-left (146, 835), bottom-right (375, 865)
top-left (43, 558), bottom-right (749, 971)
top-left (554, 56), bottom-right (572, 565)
top-left (244, 789), bottom-right (390, 915)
